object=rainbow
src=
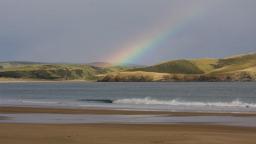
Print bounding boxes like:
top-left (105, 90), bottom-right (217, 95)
top-left (107, 1), bottom-right (214, 65)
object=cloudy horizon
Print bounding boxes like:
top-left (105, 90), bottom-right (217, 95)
top-left (1, 0), bottom-right (256, 65)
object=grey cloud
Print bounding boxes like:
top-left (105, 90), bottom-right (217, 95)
top-left (0, 0), bottom-right (255, 64)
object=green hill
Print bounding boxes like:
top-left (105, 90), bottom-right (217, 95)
top-left (129, 53), bottom-right (256, 75)
top-left (130, 60), bottom-right (204, 74)
top-left (190, 58), bottom-right (218, 73)
top-left (0, 64), bottom-right (99, 80)
top-left (101, 52), bottom-right (256, 82)
top-left (1, 53), bottom-right (256, 82)
top-left (209, 53), bottom-right (256, 74)
top-left (0, 61), bottom-right (141, 81)
top-left (0, 62), bottom-right (126, 81)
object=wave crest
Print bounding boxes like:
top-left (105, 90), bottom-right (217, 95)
top-left (113, 97), bottom-right (256, 108)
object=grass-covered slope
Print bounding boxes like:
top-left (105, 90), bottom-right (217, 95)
top-left (201, 53), bottom-right (256, 81)
top-left (190, 58), bottom-right (218, 73)
top-left (101, 52), bottom-right (256, 82)
top-left (209, 53), bottom-right (256, 74)
top-left (1, 53), bottom-right (256, 81)
top-left (131, 60), bottom-right (204, 74)
top-left (0, 64), bottom-right (101, 80)
top-left (0, 61), bottom-right (142, 81)
top-left (130, 53), bottom-right (256, 75)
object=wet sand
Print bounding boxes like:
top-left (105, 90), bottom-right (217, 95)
top-left (0, 116), bottom-right (9, 120)
top-left (1, 106), bottom-right (256, 116)
top-left (1, 106), bottom-right (256, 144)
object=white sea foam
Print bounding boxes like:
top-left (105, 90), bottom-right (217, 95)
top-left (21, 100), bottom-right (59, 104)
top-left (113, 97), bottom-right (256, 108)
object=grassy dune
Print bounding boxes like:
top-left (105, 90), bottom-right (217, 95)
top-left (101, 53), bottom-right (256, 82)
top-left (132, 53), bottom-right (256, 75)
top-left (1, 53), bottom-right (256, 82)
top-left (0, 62), bottom-right (124, 81)
top-left (190, 58), bottom-right (218, 73)
top-left (209, 53), bottom-right (256, 74)
top-left (131, 60), bottom-right (204, 74)
top-left (0, 64), bottom-right (99, 80)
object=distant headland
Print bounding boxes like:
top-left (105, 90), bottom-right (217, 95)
top-left (0, 52), bottom-right (256, 82)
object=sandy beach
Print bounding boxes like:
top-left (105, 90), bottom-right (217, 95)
top-left (1, 123), bottom-right (256, 144)
top-left (1, 0), bottom-right (256, 143)
top-left (1, 106), bottom-right (256, 144)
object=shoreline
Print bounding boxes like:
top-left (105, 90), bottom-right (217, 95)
top-left (1, 106), bottom-right (256, 116)
top-left (0, 78), bottom-right (95, 83)
top-left (0, 78), bottom-right (256, 83)
top-left (1, 106), bottom-right (256, 143)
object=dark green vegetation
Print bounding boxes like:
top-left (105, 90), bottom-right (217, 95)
top-left (0, 61), bottom-right (144, 81)
top-left (0, 63), bottom-right (95, 80)
top-left (130, 60), bottom-right (204, 74)
top-left (0, 62), bottom-right (124, 81)
top-left (1, 53), bottom-right (256, 81)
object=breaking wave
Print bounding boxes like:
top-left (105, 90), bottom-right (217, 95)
top-left (21, 100), bottom-right (60, 104)
top-left (113, 97), bottom-right (256, 108)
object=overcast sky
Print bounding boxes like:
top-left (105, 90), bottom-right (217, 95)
top-left (0, 0), bottom-right (256, 64)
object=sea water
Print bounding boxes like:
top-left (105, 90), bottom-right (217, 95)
top-left (1, 114), bottom-right (256, 127)
top-left (0, 82), bottom-right (256, 113)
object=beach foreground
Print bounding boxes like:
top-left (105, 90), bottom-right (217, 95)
top-left (1, 124), bottom-right (256, 144)
top-left (1, 107), bottom-right (256, 144)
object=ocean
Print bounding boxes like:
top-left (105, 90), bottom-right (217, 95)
top-left (0, 82), bottom-right (256, 113)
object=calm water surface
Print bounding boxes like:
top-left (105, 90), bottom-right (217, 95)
top-left (0, 82), bottom-right (256, 112)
